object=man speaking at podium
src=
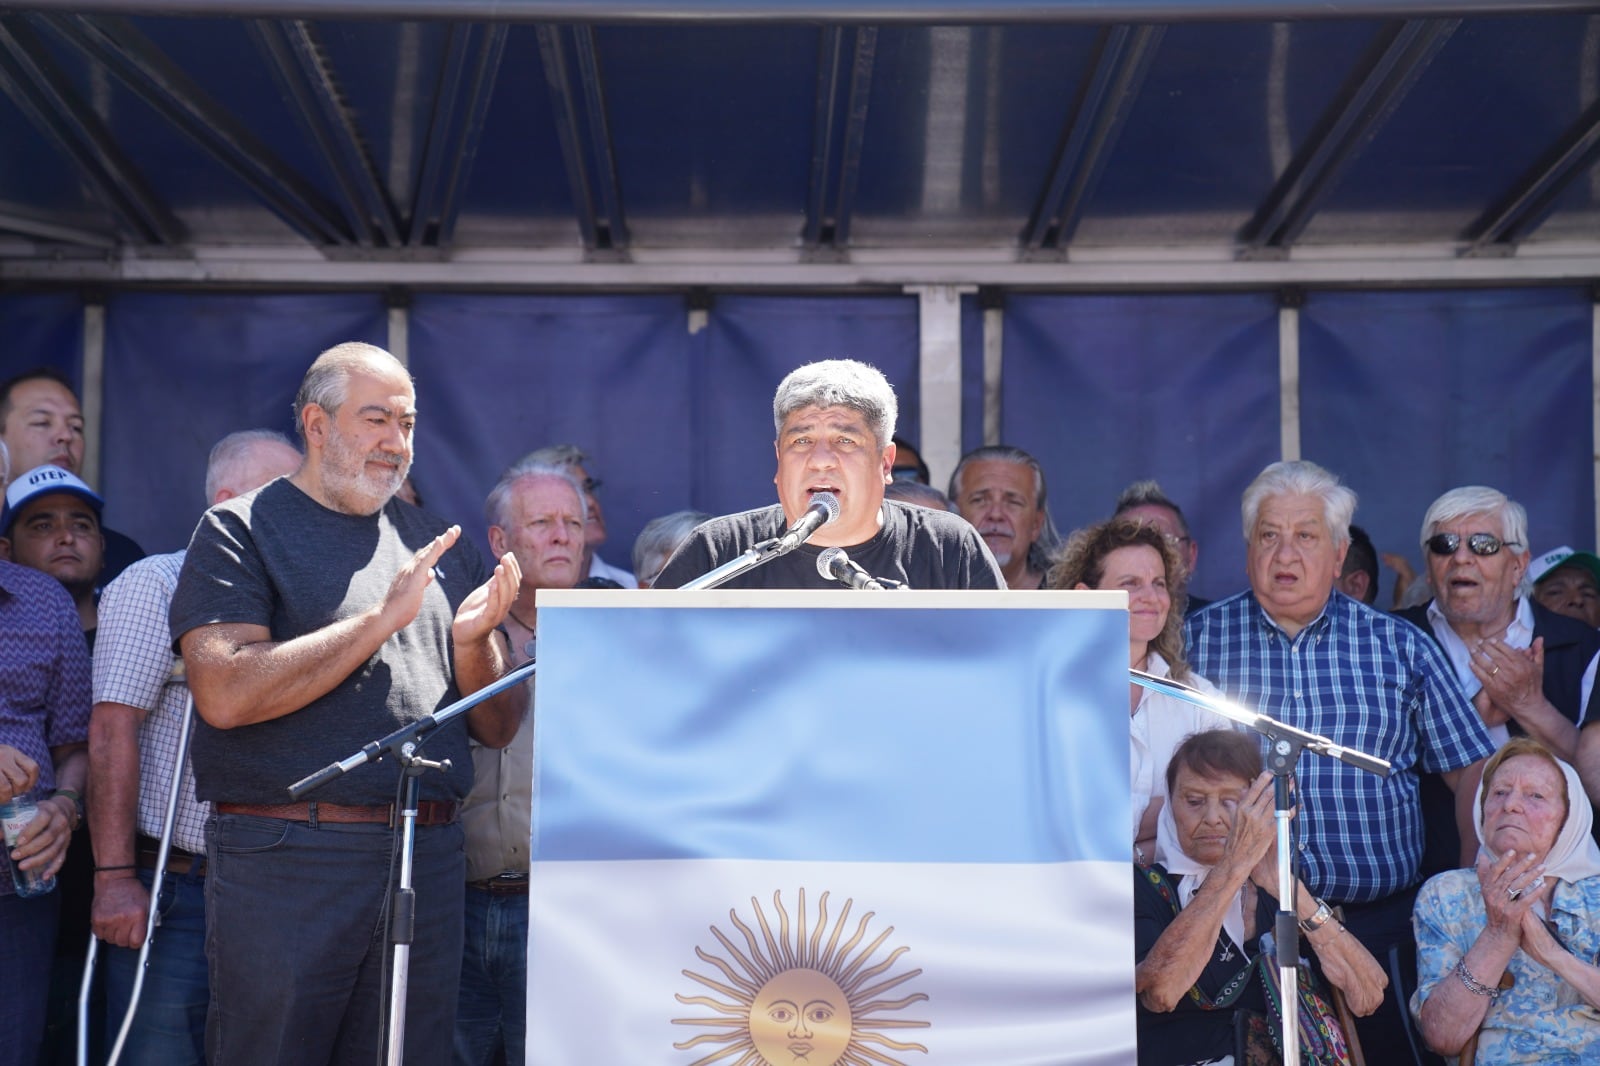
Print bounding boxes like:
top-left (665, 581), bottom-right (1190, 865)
top-left (654, 360), bottom-right (1002, 591)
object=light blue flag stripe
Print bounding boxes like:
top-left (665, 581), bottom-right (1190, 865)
top-left (533, 601), bottom-right (1129, 865)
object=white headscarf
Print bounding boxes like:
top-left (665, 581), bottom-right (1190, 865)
top-left (1474, 752), bottom-right (1600, 886)
top-left (1155, 788), bottom-right (1249, 955)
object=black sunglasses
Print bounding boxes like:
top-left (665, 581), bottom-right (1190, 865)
top-left (581, 477), bottom-right (603, 493)
top-left (1426, 532), bottom-right (1520, 557)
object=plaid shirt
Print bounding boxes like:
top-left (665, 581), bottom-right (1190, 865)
top-left (1185, 589), bottom-right (1495, 903)
top-left (91, 551), bottom-right (208, 855)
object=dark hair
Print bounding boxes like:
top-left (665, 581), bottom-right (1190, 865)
top-left (1048, 516), bottom-right (1190, 681)
top-left (1166, 729), bottom-right (1263, 796)
top-left (1341, 524), bottom-right (1380, 605)
top-left (0, 367), bottom-right (77, 429)
top-left (947, 444), bottom-right (1062, 569)
top-left (891, 436), bottom-right (930, 484)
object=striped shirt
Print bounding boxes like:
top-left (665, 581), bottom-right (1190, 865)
top-left (1185, 589), bottom-right (1495, 903)
top-left (91, 551), bottom-right (208, 855)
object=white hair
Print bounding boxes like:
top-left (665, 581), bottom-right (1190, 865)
top-left (632, 509), bottom-right (712, 583)
top-left (483, 462), bottom-right (587, 531)
top-left (772, 360), bottom-right (897, 448)
top-left (292, 342), bottom-right (407, 443)
top-left (1240, 460), bottom-right (1357, 546)
top-left (1419, 486), bottom-right (1529, 555)
top-left (204, 429), bottom-right (299, 504)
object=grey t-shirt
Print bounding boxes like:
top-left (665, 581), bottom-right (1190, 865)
top-left (169, 479), bottom-right (488, 805)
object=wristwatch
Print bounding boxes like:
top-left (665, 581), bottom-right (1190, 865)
top-left (1299, 898), bottom-right (1334, 934)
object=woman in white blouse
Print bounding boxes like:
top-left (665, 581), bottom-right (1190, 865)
top-left (1050, 517), bottom-right (1238, 862)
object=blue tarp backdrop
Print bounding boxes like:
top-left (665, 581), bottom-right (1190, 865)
top-left (0, 292), bottom-right (82, 393)
top-left (1, 287), bottom-right (1593, 602)
top-left (997, 291), bottom-right (1282, 601)
top-left (1300, 287), bottom-right (1594, 595)
top-left (100, 292), bottom-right (387, 553)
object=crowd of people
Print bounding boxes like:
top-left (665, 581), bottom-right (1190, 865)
top-left (3, 349), bottom-right (1600, 1066)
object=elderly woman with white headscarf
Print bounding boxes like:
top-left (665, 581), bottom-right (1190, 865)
top-left (1135, 730), bottom-right (1386, 1066)
top-left (1413, 737), bottom-right (1600, 1064)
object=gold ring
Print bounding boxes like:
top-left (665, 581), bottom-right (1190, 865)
top-left (1491, 667), bottom-right (1500, 676)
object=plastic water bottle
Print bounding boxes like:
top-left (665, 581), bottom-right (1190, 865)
top-left (1, 796), bottom-right (57, 898)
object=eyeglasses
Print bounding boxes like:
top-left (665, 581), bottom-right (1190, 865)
top-left (1426, 532), bottom-right (1521, 557)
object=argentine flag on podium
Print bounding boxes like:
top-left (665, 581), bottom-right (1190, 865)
top-left (529, 589), bottom-right (1135, 1065)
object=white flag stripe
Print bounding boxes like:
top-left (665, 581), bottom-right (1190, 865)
top-left (527, 858), bottom-right (1137, 1066)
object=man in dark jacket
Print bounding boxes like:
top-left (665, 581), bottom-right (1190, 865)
top-left (1397, 485), bottom-right (1600, 871)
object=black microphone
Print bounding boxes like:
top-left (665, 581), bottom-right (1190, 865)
top-left (775, 492), bottom-right (841, 552)
top-left (816, 546), bottom-right (885, 590)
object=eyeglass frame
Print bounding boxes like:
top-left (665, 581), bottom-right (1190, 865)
top-left (1425, 532), bottom-right (1522, 558)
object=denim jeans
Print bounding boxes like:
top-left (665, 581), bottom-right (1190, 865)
top-left (102, 867), bottom-right (208, 1066)
top-left (0, 888), bottom-right (60, 1066)
top-left (453, 886), bottom-right (528, 1066)
top-left (205, 814), bottom-right (466, 1066)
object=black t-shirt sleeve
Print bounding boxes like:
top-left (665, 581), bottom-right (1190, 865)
top-left (653, 528), bottom-right (718, 590)
top-left (169, 503), bottom-right (275, 647)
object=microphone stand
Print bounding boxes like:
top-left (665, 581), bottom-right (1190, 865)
top-left (287, 657), bottom-right (537, 1066)
top-left (678, 536), bottom-right (789, 590)
top-left (1130, 669), bottom-right (1390, 1063)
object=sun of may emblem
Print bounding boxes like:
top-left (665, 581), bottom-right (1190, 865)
top-left (672, 888), bottom-right (930, 1066)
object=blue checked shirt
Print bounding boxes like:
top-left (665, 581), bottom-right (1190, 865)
top-left (1185, 589), bottom-right (1494, 904)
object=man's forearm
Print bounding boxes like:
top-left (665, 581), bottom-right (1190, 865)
top-left (183, 609), bottom-right (399, 729)
top-left (1508, 697), bottom-right (1579, 762)
top-left (88, 703), bottom-right (147, 870)
top-left (1579, 726), bottom-right (1600, 807)
top-left (51, 743), bottom-right (88, 797)
top-left (41, 743), bottom-right (88, 833)
top-left (460, 633), bottom-right (527, 749)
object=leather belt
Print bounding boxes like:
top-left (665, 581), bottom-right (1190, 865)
top-left (468, 873), bottom-right (530, 896)
top-left (216, 800), bottom-right (459, 828)
top-left (135, 834), bottom-right (206, 878)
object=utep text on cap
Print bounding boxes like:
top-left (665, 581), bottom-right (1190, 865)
top-left (1, 463), bottom-right (104, 536)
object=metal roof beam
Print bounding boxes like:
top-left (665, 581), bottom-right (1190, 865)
top-left (0, 0), bottom-right (1591, 25)
top-left (1464, 96), bottom-right (1600, 254)
top-left (569, 25), bottom-right (626, 250)
top-left (407, 21), bottom-right (506, 248)
top-left (0, 206), bottom-right (117, 247)
top-left (1023, 23), bottom-right (1163, 252)
top-left (38, 13), bottom-right (353, 246)
top-left (802, 26), bottom-right (845, 250)
top-left (1239, 17), bottom-right (1457, 256)
top-left (534, 23), bottom-right (622, 253)
top-left (433, 23), bottom-right (507, 248)
top-left (829, 26), bottom-right (876, 248)
top-left (252, 19), bottom-right (402, 247)
top-left (0, 16), bottom-right (182, 246)
top-left (5, 240), bottom-right (1598, 287)
top-left (803, 25), bottom-right (875, 253)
